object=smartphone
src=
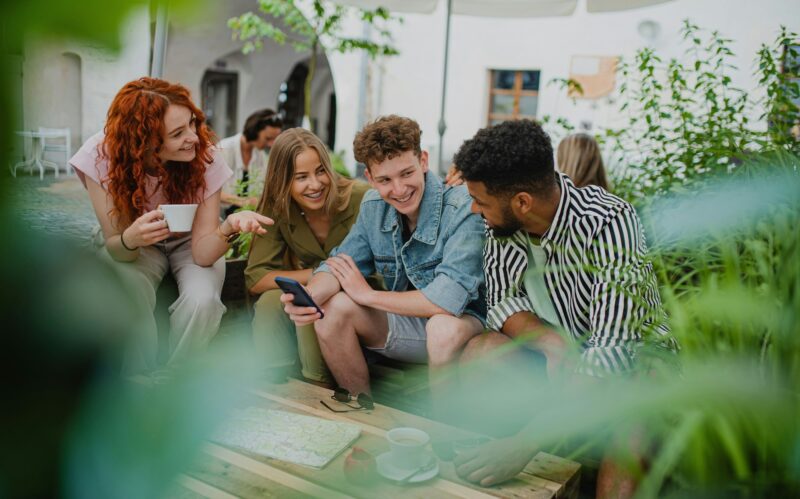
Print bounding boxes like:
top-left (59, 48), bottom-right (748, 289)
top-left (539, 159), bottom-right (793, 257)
top-left (274, 277), bottom-right (324, 319)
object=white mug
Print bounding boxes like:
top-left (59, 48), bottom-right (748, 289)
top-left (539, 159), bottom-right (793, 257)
top-left (159, 204), bottom-right (198, 232)
top-left (386, 427), bottom-right (429, 470)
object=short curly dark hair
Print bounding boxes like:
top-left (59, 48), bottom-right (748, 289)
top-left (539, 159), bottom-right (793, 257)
top-left (353, 115), bottom-right (421, 169)
top-left (453, 119), bottom-right (556, 197)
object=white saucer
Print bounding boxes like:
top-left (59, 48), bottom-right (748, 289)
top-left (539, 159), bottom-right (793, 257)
top-left (376, 451), bottom-right (439, 483)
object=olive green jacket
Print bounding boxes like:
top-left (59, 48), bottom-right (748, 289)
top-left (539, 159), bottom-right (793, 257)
top-left (245, 181), bottom-right (371, 291)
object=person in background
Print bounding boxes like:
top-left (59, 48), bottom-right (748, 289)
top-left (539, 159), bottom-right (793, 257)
top-left (70, 77), bottom-right (273, 375)
top-left (219, 109), bottom-right (284, 216)
top-left (556, 132), bottom-right (609, 190)
top-left (245, 128), bottom-right (372, 384)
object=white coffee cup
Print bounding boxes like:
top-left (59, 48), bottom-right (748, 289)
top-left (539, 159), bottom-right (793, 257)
top-left (160, 204), bottom-right (198, 232)
top-left (386, 427), bottom-right (429, 470)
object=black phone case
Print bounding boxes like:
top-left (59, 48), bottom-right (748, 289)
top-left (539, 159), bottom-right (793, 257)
top-left (274, 277), bottom-right (324, 318)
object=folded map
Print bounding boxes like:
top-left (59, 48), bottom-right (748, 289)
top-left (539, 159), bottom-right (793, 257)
top-left (212, 407), bottom-right (361, 469)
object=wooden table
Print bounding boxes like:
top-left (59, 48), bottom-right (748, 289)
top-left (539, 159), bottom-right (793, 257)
top-left (169, 378), bottom-right (580, 498)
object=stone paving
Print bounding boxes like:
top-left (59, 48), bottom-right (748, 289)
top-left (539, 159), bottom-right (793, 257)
top-left (12, 172), bottom-right (97, 244)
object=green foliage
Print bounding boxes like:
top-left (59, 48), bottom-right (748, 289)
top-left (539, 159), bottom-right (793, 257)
top-left (531, 22), bottom-right (800, 496)
top-left (228, 0), bottom-right (400, 131)
top-left (605, 22), bottom-right (799, 200)
top-left (329, 149), bottom-right (352, 178)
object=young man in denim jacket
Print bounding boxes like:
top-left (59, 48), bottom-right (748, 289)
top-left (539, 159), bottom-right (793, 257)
top-left (281, 115), bottom-right (486, 400)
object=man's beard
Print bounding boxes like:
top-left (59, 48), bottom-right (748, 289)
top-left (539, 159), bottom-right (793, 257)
top-left (488, 204), bottom-right (523, 238)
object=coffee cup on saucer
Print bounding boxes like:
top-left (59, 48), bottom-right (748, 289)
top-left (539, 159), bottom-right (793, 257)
top-left (386, 427), bottom-right (430, 470)
top-left (376, 427), bottom-right (438, 483)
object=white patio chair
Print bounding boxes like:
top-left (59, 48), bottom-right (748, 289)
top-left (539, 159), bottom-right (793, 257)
top-left (38, 127), bottom-right (71, 175)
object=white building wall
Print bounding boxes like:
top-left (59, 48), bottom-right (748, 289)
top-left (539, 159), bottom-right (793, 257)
top-left (164, 0), bottom-right (335, 143)
top-left (328, 0), bottom-right (799, 172)
top-left (21, 9), bottom-right (150, 151)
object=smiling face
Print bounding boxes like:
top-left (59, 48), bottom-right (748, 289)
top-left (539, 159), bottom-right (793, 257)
top-left (365, 150), bottom-right (429, 220)
top-left (466, 180), bottom-right (523, 237)
top-left (253, 125), bottom-right (282, 150)
top-left (290, 147), bottom-right (332, 213)
top-left (159, 104), bottom-right (198, 163)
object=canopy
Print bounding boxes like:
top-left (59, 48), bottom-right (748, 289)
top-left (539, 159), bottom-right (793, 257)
top-left (341, 0), bottom-right (671, 17)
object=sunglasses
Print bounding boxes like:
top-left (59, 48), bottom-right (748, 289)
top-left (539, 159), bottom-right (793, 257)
top-left (320, 388), bottom-right (375, 413)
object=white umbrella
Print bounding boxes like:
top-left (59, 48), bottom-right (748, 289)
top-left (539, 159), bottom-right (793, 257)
top-left (340, 0), bottom-right (674, 169)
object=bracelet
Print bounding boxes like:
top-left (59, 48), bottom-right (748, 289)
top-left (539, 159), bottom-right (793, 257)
top-left (120, 230), bottom-right (138, 251)
top-left (216, 224), bottom-right (239, 244)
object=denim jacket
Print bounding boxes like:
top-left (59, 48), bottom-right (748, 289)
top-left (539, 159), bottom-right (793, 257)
top-left (316, 172), bottom-right (486, 322)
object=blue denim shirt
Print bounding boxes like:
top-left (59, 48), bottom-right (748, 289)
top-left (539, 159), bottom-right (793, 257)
top-left (316, 172), bottom-right (486, 322)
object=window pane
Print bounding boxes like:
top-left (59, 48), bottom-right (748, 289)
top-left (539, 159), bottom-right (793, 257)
top-left (489, 118), bottom-right (505, 126)
top-left (519, 95), bottom-right (538, 116)
top-left (492, 70), bottom-right (516, 90)
top-left (521, 70), bottom-right (540, 91)
top-left (491, 94), bottom-right (515, 115)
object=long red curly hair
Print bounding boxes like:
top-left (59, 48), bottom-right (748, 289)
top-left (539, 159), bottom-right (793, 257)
top-left (100, 77), bottom-right (215, 226)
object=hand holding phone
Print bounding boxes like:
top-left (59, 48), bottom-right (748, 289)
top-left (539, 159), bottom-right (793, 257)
top-left (275, 276), bottom-right (325, 320)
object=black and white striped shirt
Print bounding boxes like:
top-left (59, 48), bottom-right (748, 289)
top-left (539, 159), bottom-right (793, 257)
top-left (484, 174), bottom-right (678, 377)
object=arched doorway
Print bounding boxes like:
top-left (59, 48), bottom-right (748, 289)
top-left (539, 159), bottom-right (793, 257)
top-left (278, 57), bottom-right (337, 149)
top-left (201, 70), bottom-right (238, 139)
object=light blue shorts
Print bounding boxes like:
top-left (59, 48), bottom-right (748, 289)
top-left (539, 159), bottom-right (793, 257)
top-left (367, 313), bottom-right (428, 364)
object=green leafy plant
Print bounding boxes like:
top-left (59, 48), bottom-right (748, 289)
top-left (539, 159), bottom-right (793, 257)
top-left (604, 22), bottom-right (799, 200)
top-left (228, 0), bottom-right (400, 132)
top-left (468, 22), bottom-right (800, 496)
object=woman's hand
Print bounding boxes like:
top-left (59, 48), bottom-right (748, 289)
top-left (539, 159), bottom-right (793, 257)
top-left (122, 209), bottom-right (170, 248)
top-left (223, 210), bottom-right (274, 236)
top-left (280, 287), bottom-right (323, 326)
top-left (445, 164), bottom-right (464, 186)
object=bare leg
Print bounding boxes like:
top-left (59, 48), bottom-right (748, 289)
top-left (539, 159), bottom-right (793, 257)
top-left (458, 330), bottom-right (548, 435)
top-left (314, 291), bottom-right (388, 395)
top-left (596, 427), bottom-right (646, 499)
top-left (425, 314), bottom-right (483, 421)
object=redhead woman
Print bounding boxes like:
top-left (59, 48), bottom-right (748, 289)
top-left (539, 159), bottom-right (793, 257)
top-left (70, 77), bottom-right (273, 375)
top-left (246, 128), bottom-right (372, 384)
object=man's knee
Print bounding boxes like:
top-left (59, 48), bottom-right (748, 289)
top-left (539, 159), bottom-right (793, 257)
top-left (461, 330), bottom-right (511, 364)
top-left (314, 292), bottom-right (358, 340)
top-left (425, 314), bottom-right (477, 366)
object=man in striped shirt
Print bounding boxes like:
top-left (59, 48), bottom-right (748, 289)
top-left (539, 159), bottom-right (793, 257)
top-left (450, 119), bottom-right (677, 497)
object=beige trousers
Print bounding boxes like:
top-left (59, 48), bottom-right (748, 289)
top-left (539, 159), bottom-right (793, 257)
top-left (252, 289), bottom-right (331, 383)
top-left (99, 235), bottom-right (227, 375)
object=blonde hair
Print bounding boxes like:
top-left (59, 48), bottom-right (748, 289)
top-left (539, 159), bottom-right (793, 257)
top-left (257, 128), bottom-right (354, 220)
top-left (556, 133), bottom-right (609, 190)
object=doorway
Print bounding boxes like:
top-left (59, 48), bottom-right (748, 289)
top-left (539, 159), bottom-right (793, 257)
top-left (201, 70), bottom-right (238, 139)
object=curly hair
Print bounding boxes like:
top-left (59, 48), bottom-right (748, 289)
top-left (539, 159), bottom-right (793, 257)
top-left (353, 115), bottom-right (421, 169)
top-left (453, 119), bottom-right (557, 198)
top-left (100, 77), bottom-right (214, 225)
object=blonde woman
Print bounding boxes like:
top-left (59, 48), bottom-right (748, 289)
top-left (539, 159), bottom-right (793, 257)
top-left (246, 128), bottom-right (371, 383)
top-left (556, 133), bottom-right (609, 190)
